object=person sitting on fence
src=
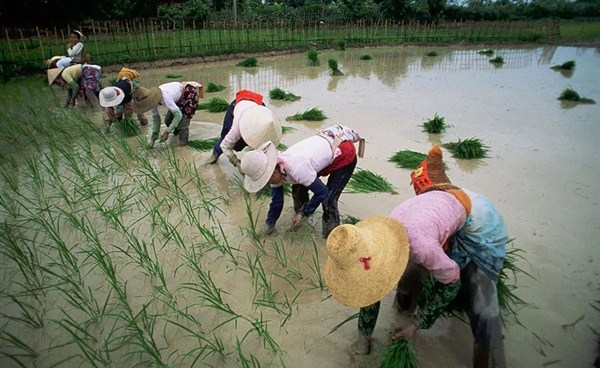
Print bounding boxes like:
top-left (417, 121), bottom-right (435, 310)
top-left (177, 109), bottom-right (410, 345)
top-left (239, 125), bottom-right (363, 238)
top-left (99, 67), bottom-right (148, 127)
top-left (47, 58), bottom-right (101, 108)
top-left (55, 30), bottom-right (85, 68)
top-left (132, 81), bottom-right (205, 148)
top-left (324, 146), bottom-right (508, 368)
top-left (206, 89), bottom-right (281, 167)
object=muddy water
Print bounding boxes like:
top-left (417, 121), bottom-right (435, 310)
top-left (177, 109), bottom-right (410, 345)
top-left (6, 46), bottom-right (599, 367)
top-left (130, 46), bottom-right (600, 367)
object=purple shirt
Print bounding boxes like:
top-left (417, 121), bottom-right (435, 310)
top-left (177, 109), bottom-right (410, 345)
top-left (389, 191), bottom-right (466, 284)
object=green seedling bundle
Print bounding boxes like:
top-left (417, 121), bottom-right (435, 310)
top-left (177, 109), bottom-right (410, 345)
top-left (347, 168), bottom-right (397, 194)
top-left (443, 137), bottom-right (489, 159)
top-left (389, 150), bottom-right (427, 169)
top-left (206, 81), bottom-right (227, 92)
top-left (286, 107), bottom-right (327, 121)
top-left (269, 87), bottom-right (301, 101)
top-left (198, 96), bottom-right (230, 112)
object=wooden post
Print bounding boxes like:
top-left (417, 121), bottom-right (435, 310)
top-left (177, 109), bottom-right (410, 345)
top-left (36, 26), bottom-right (45, 59)
top-left (19, 29), bottom-right (28, 58)
top-left (5, 28), bottom-right (15, 62)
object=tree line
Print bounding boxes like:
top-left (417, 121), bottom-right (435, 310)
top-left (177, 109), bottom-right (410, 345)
top-left (1, 0), bottom-right (599, 27)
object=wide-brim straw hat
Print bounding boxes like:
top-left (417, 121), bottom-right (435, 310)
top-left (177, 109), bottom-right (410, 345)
top-left (45, 56), bottom-right (63, 69)
top-left (99, 86), bottom-right (125, 107)
top-left (47, 68), bottom-right (64, 86)
top-left (324, 216), bottom-right (410, 308)
top-left (117, 67), bottom-right (140, 81)
top-left (132, 86), bottom-right (162, 114)
top-left (240, 141), bottom-right (278, 193)
top-left (239, 105), bottom-right (282, 149)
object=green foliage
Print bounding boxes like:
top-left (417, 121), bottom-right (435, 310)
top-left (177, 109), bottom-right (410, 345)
top-left (336, 40), bottom-right (346, 51)
top-left (379, 339), bottom-right (418, 368)
top-left (490, 56), bottom-right (504, 64)
top-left (286, 107), bottom-right (327, 121)
top-left (188, 137), bottom-right (219, 151)
top-left (206, 82), bottom-right (226, 92)
top-left (388, 150), bottom-right (427, 169)
top-left (422, 113), bottom-right (447, 134)
top-left (269, 87), bottom-right (301, 101)
top-left (198, 97), bottom-right (230, 112)
top-left (359, 55), bottom-right (373, 60)
top-left (443, 137), bottom-right (489, 159)
top-left (557, 88), bottom-right (595, 103)
top-left (426, 51), bottom-right (438, 57)
top-left (307, 49), bottom-right (320, 66)
top-left (550, 60), bottom-right (575, 70)
top-left (328, 58), bottom-right (344, 76)
top-left (166, 74), bottom-right (182, 79)
top-left (157, 0), bottom-right (212, 24)
top-left (347, 169), bottom-right (396, 194)
top-left (115, 117), bottom-right (140, 137)
top-left (237, 58), bottom-right (258, 67)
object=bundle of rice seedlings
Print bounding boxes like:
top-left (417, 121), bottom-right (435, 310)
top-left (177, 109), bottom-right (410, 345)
top-left (198, 97), bottom-right (230, 112)
top-left (236, 57), bottom-right (258, 67)
top-left (188, 137), bottom-right (218, 151)
top-left (276, 143), bottom-right (287, 151)
top-left (557, 88), bottom-right (595, 104)
top-left (478, 49), bottom-right (494, 55)
top-left (206, 82), bottom-right (226, 92)
top-left (307, 49), bottom-right (320, 66)
top-left (286, 107), bottom-right (327, 121)
top-left (270, 87), bottom-right (301, 101)
top-left (166, 74), bottom-right (182, 79)
top-left (342, 215), bottom-right (361, 225)
top-left (422, 113), bottom-right (447, 134)
top-left (282, 125), bottom-right (296, 134)
top-left (379, 339), bottom-right (418, 368)
top-left (347, 168), bottom-right (396, 194)
top-left (360, 55), bottom-right (372, 60)
top-left (336, 40), bottom-right (346, 51)
top-left (328, 59), bottom-right (344, 76)
top-left (115, 117), bottom-right (140, 137)
top-left (551, 60), bottom-right (575, 71)
top-left (426, 51), bottom-right (438, 57)
top-left (108, 77), bottom-right (118, 86)
top-left (443, 138), bottom-right (489, 159)
top-left (388, 150), bottom-right (427, 169)
top-left (255, 183), bottom-right (291, 199)
top-left (490, 56), bottom-right (504, 64)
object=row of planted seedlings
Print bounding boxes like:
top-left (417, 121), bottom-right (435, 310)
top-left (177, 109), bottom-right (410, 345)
top-left (0, 80), bottom-right (330, 367)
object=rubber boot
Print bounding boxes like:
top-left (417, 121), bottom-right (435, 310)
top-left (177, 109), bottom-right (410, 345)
top-left (64, 89), bottom-right (74, 107)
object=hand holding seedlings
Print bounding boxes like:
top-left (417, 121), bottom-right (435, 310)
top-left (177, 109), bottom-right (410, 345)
top-left (391, 322), bottom-right (419, 341)
top-left (290, 212), bottom-right (306, 230)
top-left (160, 131), bottom-right (169, 143)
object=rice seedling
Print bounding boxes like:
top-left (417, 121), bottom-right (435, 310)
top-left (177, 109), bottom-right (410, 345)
top-left (328, 59), bottom-right (344, 76)
top-left (206, 81), bottom-right (227, 92)
top-left (360, 55), bottom-right (372, 60)
top-left (0, 330), bottom-right (38, 366)
top-left (304, 238), bottom-right (325, 290)
top-left (166, 74), bottom-right (182, 79)
top-left (421, 113), bottom-right (447, 134)
top-left (336, 40), bottom-right (346, 51)
top-left (282, 125), bottom-right (296, 134)
top-left (478, 49), bottom-right (494, 55)
top-left (306, 49), bottom-right (320, 66)
top-left (114, 117), bottom-right (140, 137)
top-left (198, 97), bottom-right (230, 112)
top-left (426, 51), bottom-right (438, 57)
top-left (388, 150), bottom-right (427, 169)
top-left (490, 56), bottom-right (504, 64)
top-left (347, 168), bottom-right (397, 194)
top-left (242, 313), bottom-right (280, 353)
top-left (55, 314), bottom-right (112, 367)
top-left (443, 137), bottom-right (489, 159)
top-left (557, 88), bottom-right (596, 103)
top-left (379, 339), bottom-right (418, 368)
top-left (286, 107), bottom-right (327, 121)
top-left (237, 57), bottom-right (258, 67)
top-left (276, 143), bottom-right (287, 151)
top-left (551, 60), bottom-right (575, 70)
top-left (328, 312), bottom-right (359, 335)
top-left (269, 87), bottom-right (301, 101)
top-left (2, 294), bottom-right (45, 329)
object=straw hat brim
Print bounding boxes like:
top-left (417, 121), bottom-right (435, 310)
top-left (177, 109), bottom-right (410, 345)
top-left (239, 105), bottom-right (282, 148)
top-left (132, 86), bottom-right (162, 114)
top-left (47, 68), bottom-right (64, 86)
top-left (243, 141), bottom-right (278, 193)
top-left (99, 86), bottom-right (125, 107)
top-left (324, 216), bottom-right (410, 308)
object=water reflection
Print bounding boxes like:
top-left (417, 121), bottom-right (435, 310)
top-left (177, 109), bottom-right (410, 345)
top-left (455, 158), bottom-right (486, 173)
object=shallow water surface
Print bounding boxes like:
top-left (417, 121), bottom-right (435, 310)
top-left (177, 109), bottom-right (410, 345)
top-left (3, 45), bottom-right (600, 367)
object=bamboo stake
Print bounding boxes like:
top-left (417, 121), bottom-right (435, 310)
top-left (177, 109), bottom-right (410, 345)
top-left (36, 26), bottom-right (45, 59)
top-left (5, 28), bottom-right (15, 62)
top-left (19, 29), bottom-right (28, 58)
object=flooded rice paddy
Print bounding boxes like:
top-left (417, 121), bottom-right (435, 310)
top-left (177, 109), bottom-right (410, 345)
top-left (1, 45), bottom-right (599, 367)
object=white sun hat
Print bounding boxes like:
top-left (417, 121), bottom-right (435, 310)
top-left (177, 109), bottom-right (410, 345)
top-left (99, 86), bottom-right (126, 107)
top-left (240, 141), bottom-right (278, 193)
top-left (239, 105), bottom-right (282, 149)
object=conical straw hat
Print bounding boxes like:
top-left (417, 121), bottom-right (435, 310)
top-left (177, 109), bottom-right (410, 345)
top-left (47, 68), bottom-right (64, 86)
top-left (239, 105), bottom-right (282, 149)
top-left (324, 216), bottom-right (409, 308)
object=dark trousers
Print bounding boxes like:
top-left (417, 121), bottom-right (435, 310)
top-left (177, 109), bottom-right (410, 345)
top-left (165, 111), bottom-right (191, 145)
top-left (212, 101), bottom-right (247, 156)
top-left (291, 156), bottom-right (357, 238)
top-left (358, 261), bottom-right (506, 368)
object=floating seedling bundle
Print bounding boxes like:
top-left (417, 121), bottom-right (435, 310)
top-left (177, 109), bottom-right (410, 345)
top-left (198, 97), bottom-right (230, 112)
top-left (270, 87), bottom-right (301, 101)
top-left (551, 60), bottom-right (575, 71)
top-left (188, 137), bottom-right (219, 151)
top-left (206, 82), bottom-right (226, 92)
top-left (389, 150), bottom-right (427, 169)
top-left (557, 88), bottom-right (595, 104)
top-left (328, 59), bottom-right (344, 76)
top-left (236, 57), bottom-right (258, 67)
top-left (347, 168), bottom-right (396, 194)
top-left (286, 107), bottom-right (327, 121)
top-left (443, 137), bottom-right (489, 159)
top-left (307, 49), bottom-right (320, 66)
top-left (422, 114), bottom-right (447, 134)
